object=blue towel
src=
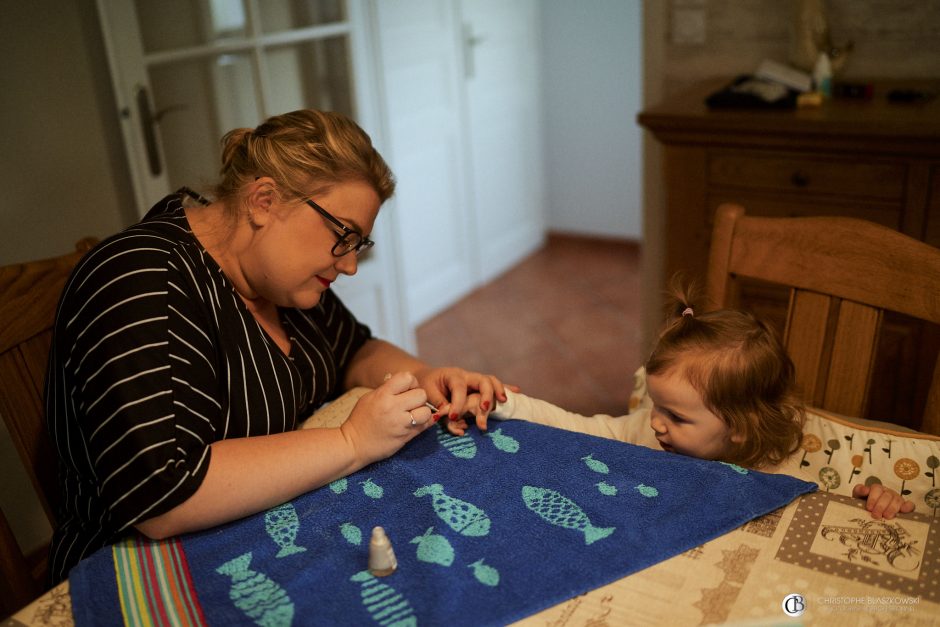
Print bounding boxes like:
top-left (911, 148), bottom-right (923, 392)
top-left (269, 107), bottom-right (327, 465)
top-left (70, 419), bottom-right (815, 626)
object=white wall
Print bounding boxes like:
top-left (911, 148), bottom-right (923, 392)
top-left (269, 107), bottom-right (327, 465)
top-left (0, 0), bottom-right (136, 266)
top-left (540, 0), bottom-right (643, 240)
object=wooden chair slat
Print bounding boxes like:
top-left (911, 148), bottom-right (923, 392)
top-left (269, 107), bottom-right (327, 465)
top-left (823, 301), bottom-right (882, 417)
top-left (783, 290), bottom-right (834, 407)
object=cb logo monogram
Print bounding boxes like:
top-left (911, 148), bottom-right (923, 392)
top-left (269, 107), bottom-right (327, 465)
top-left (782, 593), bottom-right (806, 617)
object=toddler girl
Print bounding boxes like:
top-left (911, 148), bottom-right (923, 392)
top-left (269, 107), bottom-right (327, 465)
top-left (451, 289), bottom-right (914, 520)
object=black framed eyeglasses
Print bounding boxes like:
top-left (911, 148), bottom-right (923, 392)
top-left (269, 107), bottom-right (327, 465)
top-left (305, 199), bottom-right (374, 257)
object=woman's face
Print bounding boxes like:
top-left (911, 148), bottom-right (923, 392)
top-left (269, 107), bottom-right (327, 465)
top-left (243, 179), bottom-right (380, 309)
top-left (647, 369), bottom-right (741, 461)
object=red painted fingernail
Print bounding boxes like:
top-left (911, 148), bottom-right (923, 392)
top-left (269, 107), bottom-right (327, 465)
top-left (450, 412), bottom-right (459, 421)
top-left (481, 401), bottom-right (490, 410)
top-left (432, 414), bottom-right (441, 423)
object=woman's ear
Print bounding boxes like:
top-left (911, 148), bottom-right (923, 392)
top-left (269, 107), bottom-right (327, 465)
top-left (729, 429), bottom-right (745, 444)
top-left (245, 177), bottom-right (278, 225)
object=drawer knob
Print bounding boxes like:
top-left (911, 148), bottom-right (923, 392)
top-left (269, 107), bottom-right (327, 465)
top-left (790, 171), bottom-right (810, 188)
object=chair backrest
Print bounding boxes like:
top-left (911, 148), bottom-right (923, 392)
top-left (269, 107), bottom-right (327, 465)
top-left (706, 203), bottom-right (940, 436)
top-left (0, 237), bottom-right (97, 615)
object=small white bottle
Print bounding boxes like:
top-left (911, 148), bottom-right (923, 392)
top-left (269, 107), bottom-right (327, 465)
top-left (812, 52), bottom-right (832, 98)
top-left (368, 526), bottom-right (397, 577)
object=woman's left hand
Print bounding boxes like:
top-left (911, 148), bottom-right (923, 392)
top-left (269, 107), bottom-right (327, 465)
top-left (413, 366), bottom-right (510, 432)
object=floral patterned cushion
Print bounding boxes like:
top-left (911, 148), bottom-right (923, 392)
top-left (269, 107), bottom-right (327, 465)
top-left (781, 409), bottom-right (940, 514)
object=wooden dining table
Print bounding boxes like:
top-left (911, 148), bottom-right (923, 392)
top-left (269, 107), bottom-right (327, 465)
top-left (6, 388), bottom-right (939, 627)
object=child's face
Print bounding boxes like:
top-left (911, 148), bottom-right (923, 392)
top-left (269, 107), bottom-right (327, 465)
top-left (647, 369), bottom-right (741, 461)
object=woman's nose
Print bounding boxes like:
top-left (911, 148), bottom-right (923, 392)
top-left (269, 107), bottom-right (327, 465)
top-left (335, 253), bottom-right (359, 276)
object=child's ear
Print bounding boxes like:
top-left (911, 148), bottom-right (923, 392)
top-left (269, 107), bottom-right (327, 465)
top-left (730, 431), bottom-right (745, 444)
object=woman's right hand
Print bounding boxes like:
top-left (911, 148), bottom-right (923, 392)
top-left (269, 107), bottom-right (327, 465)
top-left (339, 371), bottom-right (435, 465)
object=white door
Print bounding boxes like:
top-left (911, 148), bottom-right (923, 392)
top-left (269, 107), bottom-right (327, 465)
top-left (96, 0), bottom-right (412, 348)
top-left (371, 0), bottom-right (477, 325)
top-left (372, 0), bottom-right (545, 325)
top-left (459, 0), bottom-right (545, 282)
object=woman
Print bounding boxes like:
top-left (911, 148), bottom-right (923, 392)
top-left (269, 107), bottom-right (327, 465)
top-left (45, 110), bottom-right (508, 583)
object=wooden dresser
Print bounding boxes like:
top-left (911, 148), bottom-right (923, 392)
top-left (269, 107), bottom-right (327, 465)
top-left (638, 78), bottom-right (940, 428)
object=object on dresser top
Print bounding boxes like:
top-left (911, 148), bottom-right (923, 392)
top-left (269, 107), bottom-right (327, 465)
top-left (66, 419), bottom-right (814, 627)
top-left (886, 88), bottom-right (937, 104)
top-left (755, 58), bottom-right (812, 92)
top-left (832, 81), bottom-right (874, 100)
top-left (705, 75), bottom-right (799, 109)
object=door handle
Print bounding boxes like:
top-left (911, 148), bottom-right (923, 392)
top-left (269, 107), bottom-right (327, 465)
top-left (463, 23), bottom-right (485, 79)
top-left (136, 86), bottom-right (162, 176)
top-left (135, 88), bottom-right (188, 176)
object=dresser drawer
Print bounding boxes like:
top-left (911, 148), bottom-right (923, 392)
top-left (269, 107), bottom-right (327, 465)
top-left (707, 150), bottom-right (906, 200)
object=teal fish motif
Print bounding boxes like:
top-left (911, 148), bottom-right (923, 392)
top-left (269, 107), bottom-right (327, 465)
top-left (350, 570), bottom-right (417, 626)
top-left (361, 478), bottom-right (384, 499)
top-left (596, 481), bottom-right (618, 496)
top-left (581, 454), bottom-right (610, 474)
top-left (437, 428), bottom-right (477, 459)
top-left (341, 522), bottom-right (363, 546)
top-left (414, 483), bottom-right (491, 536)
top-left (216, 552), bottom-right (294, 626)
top-left (521, 485), bottom-right (615, 545)
top-left (635, 484), bottom-right (659, 498)
top-left (264, 503), bottom-right (307, 558)
top-left (410, 527), bottom-right (455, 566)
top-left (720, 462), bottom-right (748, 475)
top-left (486, 428), bottom-right (519, 453)
top-left (468, 559), bottom-right (500, 587)
top-left (330, 478), bottom-right (348, 494)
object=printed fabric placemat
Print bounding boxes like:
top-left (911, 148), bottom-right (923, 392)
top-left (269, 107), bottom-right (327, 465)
top-left (68, 419), bottom-right (816, 626)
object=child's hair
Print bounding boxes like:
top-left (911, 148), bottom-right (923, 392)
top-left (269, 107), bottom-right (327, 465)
top-left (645, 283), bottom-right (805, 468)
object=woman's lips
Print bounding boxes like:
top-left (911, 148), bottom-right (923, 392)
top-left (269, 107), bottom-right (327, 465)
top-left (316, 277), bottom-right (332, 288)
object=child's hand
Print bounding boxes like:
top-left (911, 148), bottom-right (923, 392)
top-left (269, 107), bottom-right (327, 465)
top-left (445, 414), bottom-right (470, 436)
top-left (852, 483), bottom-right (915, 520)
top-left (441, 384), bottom-right (520, 436)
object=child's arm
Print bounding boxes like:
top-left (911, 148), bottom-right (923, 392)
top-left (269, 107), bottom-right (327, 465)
top-left (852, 483), bottom-right (915, 520)
top-left (447, 389), bottom-right (637, 442)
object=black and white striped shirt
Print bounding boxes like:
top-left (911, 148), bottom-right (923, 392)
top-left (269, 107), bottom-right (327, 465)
top-left (45, 192), bottom-right (370, 583)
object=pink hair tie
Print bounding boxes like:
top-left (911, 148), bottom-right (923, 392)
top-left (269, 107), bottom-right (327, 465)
top-left (682, 307), bottom-right (694, 317)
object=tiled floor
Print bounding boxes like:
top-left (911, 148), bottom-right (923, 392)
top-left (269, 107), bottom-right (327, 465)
top-left (416, 234), bottom-right (643, 417)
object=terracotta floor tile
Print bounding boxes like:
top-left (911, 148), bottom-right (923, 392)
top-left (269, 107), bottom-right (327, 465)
top-left (416, 234), bottom-right (642, 417)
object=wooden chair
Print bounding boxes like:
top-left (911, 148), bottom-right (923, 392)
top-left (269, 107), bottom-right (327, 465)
top-left (706, 203), bottom-right (940, 436)
top-left (0, 238), bottom-right (97, 616)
